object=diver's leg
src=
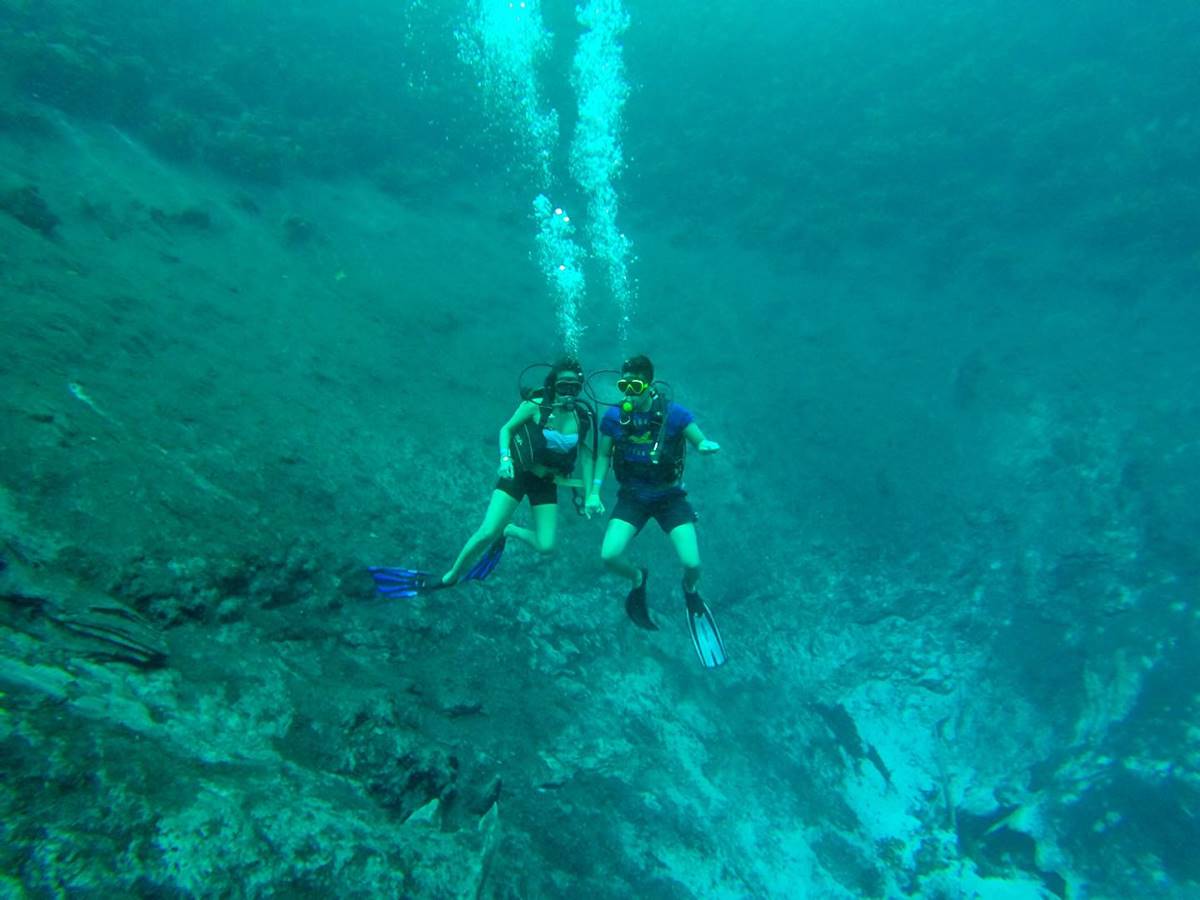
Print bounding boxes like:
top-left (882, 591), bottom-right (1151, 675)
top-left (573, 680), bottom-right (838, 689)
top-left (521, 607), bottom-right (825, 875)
top-left (443, 490), bottom-right (519, 583)
top-left (504, 522), bottom-right (535, 549)
top-left (667, 521), bottom-right (702, 594)
top-left (505, 503), bottom-right (558, 554)
top-left (505, 479), bottom-right (558, 553)
top-left (531, 502), bottom-right (559, 554)
top-left (600, 518), bottom-right (642, 587)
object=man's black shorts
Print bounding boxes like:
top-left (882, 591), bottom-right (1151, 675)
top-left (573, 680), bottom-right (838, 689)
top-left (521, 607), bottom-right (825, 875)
top-left (496, 470), bottom-right (557, 506)
top-left (611, 489), bottom-right (697, 533)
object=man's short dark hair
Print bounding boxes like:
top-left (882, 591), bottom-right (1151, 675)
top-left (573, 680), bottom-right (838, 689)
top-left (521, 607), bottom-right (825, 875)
top-left (621, 354), bottom-right (654, 382)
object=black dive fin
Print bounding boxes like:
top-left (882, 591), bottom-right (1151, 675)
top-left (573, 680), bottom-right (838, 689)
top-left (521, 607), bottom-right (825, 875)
top-left (625, 568), bottom-right (658, 631)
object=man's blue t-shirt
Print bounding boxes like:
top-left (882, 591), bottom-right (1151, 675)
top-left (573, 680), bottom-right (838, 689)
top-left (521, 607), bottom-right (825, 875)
top-left (601, 401), bottom-right (694, 501)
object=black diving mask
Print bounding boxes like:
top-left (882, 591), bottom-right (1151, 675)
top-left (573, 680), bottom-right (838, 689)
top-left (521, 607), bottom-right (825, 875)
top-left (554, 378), bottom-right (583, 397)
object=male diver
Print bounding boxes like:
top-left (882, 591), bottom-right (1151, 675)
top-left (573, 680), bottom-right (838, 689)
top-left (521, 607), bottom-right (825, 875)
top-left (585, 355), bottom-right (727, 668)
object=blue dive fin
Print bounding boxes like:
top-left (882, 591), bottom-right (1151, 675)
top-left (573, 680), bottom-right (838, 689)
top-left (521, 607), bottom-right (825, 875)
top-left (369, 537), bottom-right (506, 599)
top-left (685, 592), bottom-right (727, 668)
top-left (463, 536), bottom-right (506, 582)
top-left (368, 566), bottom-right (445, 598)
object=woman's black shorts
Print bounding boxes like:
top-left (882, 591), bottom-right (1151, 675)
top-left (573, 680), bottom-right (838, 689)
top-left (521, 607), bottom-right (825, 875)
top-left (496, 470), bottom-right (557, 506)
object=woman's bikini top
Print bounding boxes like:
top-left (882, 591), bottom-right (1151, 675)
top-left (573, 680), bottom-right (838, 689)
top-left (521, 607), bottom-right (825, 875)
top-left (512, 403), bottom-right (585, 475)
top-left (542, 429), bottom-right (580, 454)
top-left (533, 410), bottom-right (581, 474)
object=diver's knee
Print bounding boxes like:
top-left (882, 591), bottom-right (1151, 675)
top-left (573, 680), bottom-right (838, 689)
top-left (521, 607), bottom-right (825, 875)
top-left (535, 539), bottom-right (557, 556)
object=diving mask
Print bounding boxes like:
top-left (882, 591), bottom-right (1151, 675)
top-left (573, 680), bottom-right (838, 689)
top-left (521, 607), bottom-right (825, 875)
top-left (554, 377), bottom-right (583, 397)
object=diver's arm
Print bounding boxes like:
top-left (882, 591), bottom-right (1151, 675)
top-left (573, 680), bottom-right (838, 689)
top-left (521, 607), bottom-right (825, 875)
top-left (579, 429), bottom-right (596, 488)
top-left (683, 422), bottom-right (720, 454)
top-left (583, 434), bottom-right (611, 518)
top-left (497, 401), bottom-right (538, 477)
top-left (588, 433), bottom-right (614, 499)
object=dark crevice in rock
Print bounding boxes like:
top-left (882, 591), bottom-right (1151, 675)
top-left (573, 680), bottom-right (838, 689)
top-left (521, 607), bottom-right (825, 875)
top-left (813, 702), bottom-right (892, 787)
top-left (957, 811), bottom-right (1068, 899)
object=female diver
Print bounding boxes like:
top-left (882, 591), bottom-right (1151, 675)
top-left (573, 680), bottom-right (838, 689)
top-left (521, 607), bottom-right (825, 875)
top-left (440, 357), bottom-right (597, 584)
top-left (370, 358), bottom-right (597, 597)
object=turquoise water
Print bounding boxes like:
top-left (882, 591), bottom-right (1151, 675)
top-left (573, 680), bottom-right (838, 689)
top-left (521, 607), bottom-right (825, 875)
top-left (1, 1), bottom-right (1198, 896)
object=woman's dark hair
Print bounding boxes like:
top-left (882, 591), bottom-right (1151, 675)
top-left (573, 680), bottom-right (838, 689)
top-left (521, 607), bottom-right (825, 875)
top-left (544, 356), bottom-right (584, 399)
top-left (621, 354), bottom-right (654, 382)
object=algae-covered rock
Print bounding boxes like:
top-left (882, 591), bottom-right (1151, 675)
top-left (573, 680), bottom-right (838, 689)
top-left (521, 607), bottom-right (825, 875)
top-left (149, 205), bottom-right (213, 232)
top-left (1, 559), bottom-right (167, 669)
top-left (10, 34), bottom-right (152, 124)
top-left (143, 108), bottom-right (202, 162)
top-left (282, 213), bottom-right (315, 246)
top-left (0, 184), bottom-right (59, 237)
top-left (206, 127), bottom-right (287, 185)
top-left (0, 105), bottom-right (56, 139)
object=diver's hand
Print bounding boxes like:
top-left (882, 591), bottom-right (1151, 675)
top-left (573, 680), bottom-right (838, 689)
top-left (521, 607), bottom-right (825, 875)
top-left (698, 439), bottom-right (721, 455)
top-left (584, 493), bottom-right (605, 519)
top-left (498, 456), bottom-right (514, 479)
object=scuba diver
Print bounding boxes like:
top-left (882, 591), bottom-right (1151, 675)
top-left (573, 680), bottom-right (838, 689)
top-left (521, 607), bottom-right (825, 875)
top-left (585, 355), bottom-right (728, 668)
top-left (370, 358), bottom-right (597, 597)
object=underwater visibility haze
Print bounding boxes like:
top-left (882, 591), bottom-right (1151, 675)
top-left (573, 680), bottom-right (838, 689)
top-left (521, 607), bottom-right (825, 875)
top-left (1, 0), bottom-right (1198, 896)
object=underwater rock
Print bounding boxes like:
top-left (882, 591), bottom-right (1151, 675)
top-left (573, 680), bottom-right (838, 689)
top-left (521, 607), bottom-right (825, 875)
top-left (328, 706), bottom-right (470, 825)
top-left (205, 128), bottom-right (286, 185)
top-left (0, 106), bottom-right (56, 139)
top-left (76, 196), bottom-right (128, 241)
top-left (955, 807), bottom-right (1069, 898)
top-left (406, 797), bottom-right (441, 826)
top-left (471, 775), bottom-right (503, 817)
top-left (12, 35), bottom-right (152, 122)
top-left (143, 109), bottom-right (200, 161)
top-left (813, 831), bottom-right (886, 897)
top-left (53, 605), bottom-right (168, 669)
top-left (232, 193), bottom-right (261, 216)
top-left (282, 214), bottom-right (314, 246)
top-left (349, 746), bottom-right (459, 823)
top-left (149, 206), bottom-right (213, 231)
top-left (1, 561), bottom-right (168, 670)
top-left (814, 701), bottom-right (893, 787)
top-left (1, 184), bottom-right (60, 237)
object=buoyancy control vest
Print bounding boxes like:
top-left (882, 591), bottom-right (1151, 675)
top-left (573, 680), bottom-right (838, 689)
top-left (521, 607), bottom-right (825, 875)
top-left (511, 400), bottom-right (592, 477)
top-left (611, 393), bottom-right (686, 486)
